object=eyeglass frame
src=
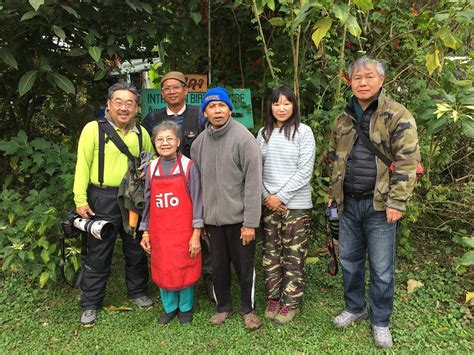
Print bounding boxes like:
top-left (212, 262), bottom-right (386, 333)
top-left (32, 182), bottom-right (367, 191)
top-left (109, 98), bottom-right (137, 109)
top-left (155, 136), bottom-right (178, 145)
top-left (161, 84), bottom-right (186, 93)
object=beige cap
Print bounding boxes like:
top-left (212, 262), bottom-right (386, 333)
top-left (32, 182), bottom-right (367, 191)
top-left (160, 71), bottom-right (187, 86)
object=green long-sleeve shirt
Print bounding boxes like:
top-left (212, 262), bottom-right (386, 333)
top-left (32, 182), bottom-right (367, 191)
top-left (73, 119), bottom-right (153, 207)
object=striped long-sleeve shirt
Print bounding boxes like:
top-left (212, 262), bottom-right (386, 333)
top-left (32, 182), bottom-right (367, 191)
top-left (256, 123), bottom-right (316, 209)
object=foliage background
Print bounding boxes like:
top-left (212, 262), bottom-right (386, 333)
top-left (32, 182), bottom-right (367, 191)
top-left (0, 0), bottom-right (472, 350)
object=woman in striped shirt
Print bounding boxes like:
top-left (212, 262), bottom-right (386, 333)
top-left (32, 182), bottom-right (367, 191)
top-left (257, 86), bottom-right (316, 324)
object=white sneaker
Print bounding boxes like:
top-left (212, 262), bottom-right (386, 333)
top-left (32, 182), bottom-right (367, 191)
top-left (333, 309), bottom-right (368, 328)
top-left (372, 325), bottom-right (393, 348)
top-left (80, 309), bottom-right (97, 327)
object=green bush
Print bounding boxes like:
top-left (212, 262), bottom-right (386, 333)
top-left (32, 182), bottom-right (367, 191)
top-left (0, 131), bottom-right (79, 287)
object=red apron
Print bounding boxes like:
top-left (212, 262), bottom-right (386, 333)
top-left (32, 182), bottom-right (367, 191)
top-left (148, 154), bottom-right (201, 290)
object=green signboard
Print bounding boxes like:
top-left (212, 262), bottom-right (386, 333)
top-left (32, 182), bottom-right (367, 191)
top-left (140, 89), bottom-right (254, 128)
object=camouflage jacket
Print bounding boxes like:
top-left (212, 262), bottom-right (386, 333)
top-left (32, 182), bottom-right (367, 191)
top-left (328, 89), bottom-right (421, 212)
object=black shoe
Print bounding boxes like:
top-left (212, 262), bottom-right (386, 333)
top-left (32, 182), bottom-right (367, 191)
top-left (158, 309), bottom-right (179, 325)
top-left (203, 273), bottom-right (215, 302)
top-left (178, 310), bottom-right (193, 324)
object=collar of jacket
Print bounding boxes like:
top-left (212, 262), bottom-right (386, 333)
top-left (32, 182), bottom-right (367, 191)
top-left (205, 117), bottom-right (233, 138)
top-left (344, 88), bottom-right (386, 120)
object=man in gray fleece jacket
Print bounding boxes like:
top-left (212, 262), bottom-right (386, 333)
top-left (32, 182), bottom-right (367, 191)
top-left (191, 87), bottom-right (262, 330)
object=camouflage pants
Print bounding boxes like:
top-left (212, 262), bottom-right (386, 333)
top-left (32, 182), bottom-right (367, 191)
top-left (262, 208), bottom-right (311, 309)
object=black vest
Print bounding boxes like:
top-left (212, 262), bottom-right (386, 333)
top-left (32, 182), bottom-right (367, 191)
top-left (141, 105), bottom-right (202, 158)
top-left (343, 100), bottom-right (378, 197)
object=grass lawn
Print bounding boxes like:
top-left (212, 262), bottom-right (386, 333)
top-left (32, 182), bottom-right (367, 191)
top-left (1, 235), bottom-right (472, 353)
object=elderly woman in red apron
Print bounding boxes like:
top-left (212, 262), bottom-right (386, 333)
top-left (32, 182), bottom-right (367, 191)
top-left (140, 120), bottom-right (203, 324)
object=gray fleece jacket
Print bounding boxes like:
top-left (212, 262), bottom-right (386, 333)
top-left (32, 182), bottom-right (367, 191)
top-left (191, 118), bottom-right (262, 228)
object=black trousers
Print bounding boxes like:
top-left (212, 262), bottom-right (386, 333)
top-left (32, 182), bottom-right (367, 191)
top-left (206, 223), bottom-right (256, 314)
top-left (80, 185), bottom-right (149, 310)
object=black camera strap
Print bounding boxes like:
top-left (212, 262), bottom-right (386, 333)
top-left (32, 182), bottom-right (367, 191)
top-left (97, 119), bottom-right (143, 186)
top-left (352, 119), bottom-right (392, 167)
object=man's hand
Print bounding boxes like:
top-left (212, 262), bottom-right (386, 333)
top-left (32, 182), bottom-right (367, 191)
top-left (240, 226), bottom-right (255, 246)
top-left (386, 208), bottom-right (403, 224)
top-left (327, 198), bottom-right (333, 207)
top-left (76, 204), bottom-right (95, 219)
top-left (264, 195), bottom-right (287, 212)
top-left (201, 226), bottom-right (208, 240)
top-left (140, 233), bottom-right (151, 254)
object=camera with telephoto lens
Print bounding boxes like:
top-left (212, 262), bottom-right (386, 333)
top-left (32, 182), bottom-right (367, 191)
top-left (61, 212), bottom-right (113, 241)
top-left (325, 200), bottom-right (339, 240)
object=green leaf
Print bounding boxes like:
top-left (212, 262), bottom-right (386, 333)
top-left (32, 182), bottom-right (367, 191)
top-left (311, 18), bottom-right (332, 48)
top-left (458, 250), bottom-right (474, 267)
top-left (21, 10), bottom-right (39, 21)
top-left (439, 27), bottom-right (461, 50)
top-left (2, 254), bottom-right (15, 271)
top-left (18, 70), bottom-right (38, 96)
top-left (190, 12), bottom-right (202, 25)
top-left (88, 46), bottom-right (102, 63)
top-left (125, 0), bottom-right (137, 11)
top-left (268, 17), bottom-right (286, 26)
top-left (39, 271), bottom-right (49, 288)
top-left (67, 48), bottom-right (87, 56)
top-left (462, 120), bottom-right (474, 139)
top-left (353, 0), bottom-right (373, 12)
top-left (40, 248), bottom-right (50, 264)
top-left (60, 5), bottom-right (79, 18)
top-left (52, 25), bottom-right (66, 40)
top-left (29, 0), bottom-right (44, 11)
top-left (346, 15), bottom-right (361, 37)
top-left (52, 73), bottom-right (75, 94)
top-left (141, 3), bottom-right (153, 14)
top-left (267, 0), bottom-right (275, 11)
top-left (457, 237), bottom-right (474, 249)
top-left (331, 4), bottom-right (350, 24)
top-left (0, 49), bottom-right (18, 70)
top-left (426, 116), bottom-right (448, 134)
top-left (94, 70), bottom-right (107, 81)
top-left (107, 35), bottom-right (115, 46)
top-left (433, 12), bottom-right (449, 22)
top-left (126, 35), bottom-right (134, 46)
top-left (425, 49), bottom-right (441, 75)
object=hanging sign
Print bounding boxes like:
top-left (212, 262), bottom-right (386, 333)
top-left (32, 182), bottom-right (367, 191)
top-left (141, 88), bottom-right (254, 128)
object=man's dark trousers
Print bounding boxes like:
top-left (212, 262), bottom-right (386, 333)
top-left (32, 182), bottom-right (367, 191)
top-left (206, 223), bottom-right (256, 314)
top-left (80, 185), bottom-right (148, 310)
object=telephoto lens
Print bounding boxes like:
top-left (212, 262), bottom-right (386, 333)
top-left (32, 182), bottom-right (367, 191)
top-left (73, 218), bottom-right (113, 240)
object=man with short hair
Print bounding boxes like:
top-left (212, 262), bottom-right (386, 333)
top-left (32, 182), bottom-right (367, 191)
top-left (74, 81), bottom-right (154, 326)
top-left (141, 71), bottom-right (213, 300)
top-left (142, 71), bottom-right (206, 158)
top-left (328, 57), bottom-right (421, 348)
top-left (191, 88), bottom-right (263, 330)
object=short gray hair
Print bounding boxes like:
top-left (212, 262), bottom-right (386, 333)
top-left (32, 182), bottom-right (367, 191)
top-left (151, 120), bottom-right (182, 142)
top-left (107, 81), bottom-right (139, 102)
top-left (348, 56), bottom-right (385, 79)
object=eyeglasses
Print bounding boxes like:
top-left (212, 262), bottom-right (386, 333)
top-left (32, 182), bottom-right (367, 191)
top-left (110, 99), bottom-right (136, 109)
top-left (155, 137), bottom-right (176, 145)
top-left (162, 85), bottom-right (185, 93)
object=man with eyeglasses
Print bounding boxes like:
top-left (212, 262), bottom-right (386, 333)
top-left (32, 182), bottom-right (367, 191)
top-left (142, 71), bottom-right (207, 158)
top-left (141, 71), bottom-right (213, 301)
top-left (328, 57), bottom-right (420, 348)
top-left (73, 81), bottom-right (154, 327)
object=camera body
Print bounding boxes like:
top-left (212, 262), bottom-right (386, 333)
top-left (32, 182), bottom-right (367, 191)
top-left (325, 201), bottom-right (339, 241)
top-left (61, 212), bottom-right (113, 241)
top-left (62, 212), bottom-right (82, 238)
top-left (325, 201), bottom-right (339, 221)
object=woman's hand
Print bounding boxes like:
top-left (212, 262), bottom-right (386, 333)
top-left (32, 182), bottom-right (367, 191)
top-left (189, 229), bottom-right (201, 258)
top-left (140, 232), bottom-right (151, 254)
top-left (264, 194), bottom-right (287, 212)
